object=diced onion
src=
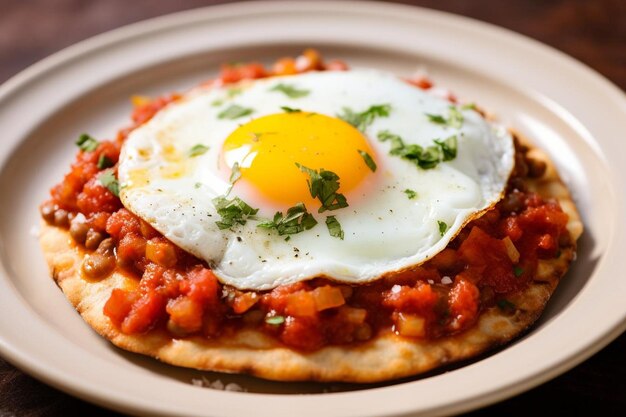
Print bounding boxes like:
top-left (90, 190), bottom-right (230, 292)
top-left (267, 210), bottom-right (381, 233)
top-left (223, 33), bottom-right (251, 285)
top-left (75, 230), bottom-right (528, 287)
top-left (312, 286), bottom-right (345, 311)
top-left (502, 236), bottom-right (520, 263)
top-left (395, 313), bottom-right (426, 337)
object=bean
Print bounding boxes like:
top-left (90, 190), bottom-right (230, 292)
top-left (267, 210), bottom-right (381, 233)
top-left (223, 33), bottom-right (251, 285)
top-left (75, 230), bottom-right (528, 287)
top-left (53, 209), bottom-right (70, 228)
top-left (40, 202), bottom-right (56, 224)
top-left (96, 238), bottom-right (115, 255)
top-left (84, 229), bottom-right (105, 250)
top-left (81, 252), bottom-right (115, 279)
top-left (500, 192), bottom-right (525, 213)
top-left (69, 220), bottom-right (89, 244)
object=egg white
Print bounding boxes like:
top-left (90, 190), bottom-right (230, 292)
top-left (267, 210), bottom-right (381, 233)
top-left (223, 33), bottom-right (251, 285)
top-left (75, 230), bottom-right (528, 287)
top-left (118, 69), bottom-right (514, 290)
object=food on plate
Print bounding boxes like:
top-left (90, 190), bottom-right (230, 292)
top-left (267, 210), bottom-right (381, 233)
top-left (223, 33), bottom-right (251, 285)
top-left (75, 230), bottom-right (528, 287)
top-left (39, 50), bottom-right (582, 382)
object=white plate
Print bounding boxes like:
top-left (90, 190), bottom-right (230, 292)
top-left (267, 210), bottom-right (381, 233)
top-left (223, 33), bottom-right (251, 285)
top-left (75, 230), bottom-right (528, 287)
top-left (0, 2), bottom-right (625, 416)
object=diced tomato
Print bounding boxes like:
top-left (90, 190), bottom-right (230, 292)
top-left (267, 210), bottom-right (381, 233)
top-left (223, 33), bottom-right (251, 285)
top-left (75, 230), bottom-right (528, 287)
top-left (179, 267), bottom-right (219, 305)
top-left (103, 289), bottom-right (136, 327)
top-left (280, 317), bottom-right (323, 351)
top-left (106, 208), bottom-right (142, 238)
top-left (382, 282), bottom-right (438, 314)
top-left (448, 277), bottom-right (480, 332)
top-left (76, 176), bottom-right (122, 215)
top-left (166, 296), bottom-right (204, 334)
top-left (120, 290), bottom-right (166, 334)
top-left (458, 226), bottom-right (518, 293)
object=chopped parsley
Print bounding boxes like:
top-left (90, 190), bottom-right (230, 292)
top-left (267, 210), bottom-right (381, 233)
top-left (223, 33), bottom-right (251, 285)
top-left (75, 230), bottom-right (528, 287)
top-left (513, 266), bottom-right (525, 277)
top-left (280, 106), bottom-right (302, 113)
top-left (257, 203), bottom-right (318, 236)
top-left (325, 216), bottom-right (344, 240)
top-left (425, 105), bottom-right (464, 129)
top-left (99, 171), bottom-right (120, 197)
top-left (338, 104), bottom-right (391, 131)
top-left (377, 130), bottom-right (457, 170)
top-left (357, 150), bottom-right (377, 172)
top-left (75, 133), bottom-right (99, 152)
top-left (404, 189), bottom-right (418, 199)
top-left (212, 195), bottom-right (259, 230)
top-left (194, 182), bottom-right (201, 189)
top-left (296, 164), bottom-right (348, 213)
top-left (461, 103), bottom-right (477, 110)
top-left (97, 154), bottom-right (114, 170)
top-left (218, 104), bottom-right (254, 120)
top-left (265, 315), bottom-right (285, 325)
top-left (188, 144), bottom-right (209, 157)
top-left (437, 220), bottom-right (448, 236)
top-left (270, 83), bottom-right (310, 98)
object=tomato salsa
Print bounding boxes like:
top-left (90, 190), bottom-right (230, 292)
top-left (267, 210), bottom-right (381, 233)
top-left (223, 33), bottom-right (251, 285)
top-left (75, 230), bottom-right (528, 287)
top-left (40, 50), bottom-right (570, 351)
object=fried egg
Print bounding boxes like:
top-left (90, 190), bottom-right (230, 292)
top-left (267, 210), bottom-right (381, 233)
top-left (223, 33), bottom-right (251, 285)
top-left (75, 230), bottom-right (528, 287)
top-left (118, 69), bottom-right (514, 290)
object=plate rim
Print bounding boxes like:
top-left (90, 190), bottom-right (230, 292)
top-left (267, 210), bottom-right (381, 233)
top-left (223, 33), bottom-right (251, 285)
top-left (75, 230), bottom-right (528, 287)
top-left (1, 1), bottom-right (625, 416)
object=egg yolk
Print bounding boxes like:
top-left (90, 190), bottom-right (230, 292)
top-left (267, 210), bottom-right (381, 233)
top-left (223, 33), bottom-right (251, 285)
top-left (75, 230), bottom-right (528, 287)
top-left (222, 112), bottom-right (376, 208)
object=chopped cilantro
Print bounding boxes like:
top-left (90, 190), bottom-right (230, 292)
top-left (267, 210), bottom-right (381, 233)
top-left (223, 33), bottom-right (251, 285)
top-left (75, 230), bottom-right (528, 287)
top-left (188, 144), bottom-right (209, 157)
top-left (425, 105), bottom-right (464, 129)
top-left (461, 103), bottom-right (477, 110)
top-left (97, 154), bottom-right (114, 170)
top-left (357, 150), bottom-right (377, 172)
top-left (377, 130), bottom-right (457, 170)
top-left (194, 182), bottom-right (201, 189)
top-left (338, 104), bottom-right (391, 131)
top-left (513, 266), bottom-right (524, 277)
top-left (257, 203), bottom-right (318, 236)
top-left (425, 114), bottom-right (447, 124)
top-left (404, 189), bottom-right (418, 199)
top-left (437, 220), bottom-right (448, 236)
top-left (296, 164), bottom-right (348, 213)
top-left (211, 99), bottom-right (224, 107)
top-left (99, 171), bottom-right (120, 197)
top-left (212, 195), bottom-right (259, 230)
top-left (229, 162), bottom-right (241, 184)
top-left (270, 83), bottom-right (310, 98)
top-left (280, 106), bottom-right (302, 113)
top-left (218, 104), bottom-right (254, 119)
top-left (265, 315), bottom-right (285, 325)
top-left (434, 135), bottom-right (458, 161)
top-left (75, 133), bottom-right (99, 152)
top-left (325, 216), bottom-right (344, 240)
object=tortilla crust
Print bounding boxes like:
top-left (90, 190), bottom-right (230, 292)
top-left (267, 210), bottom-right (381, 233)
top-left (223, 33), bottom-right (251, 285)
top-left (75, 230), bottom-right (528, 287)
top-left (39, 140), bottom-right (582, 383)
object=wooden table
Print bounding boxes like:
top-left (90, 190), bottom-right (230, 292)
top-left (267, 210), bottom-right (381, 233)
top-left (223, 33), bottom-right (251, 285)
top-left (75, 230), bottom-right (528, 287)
top-left (1, 0), bottom-right (624, 415)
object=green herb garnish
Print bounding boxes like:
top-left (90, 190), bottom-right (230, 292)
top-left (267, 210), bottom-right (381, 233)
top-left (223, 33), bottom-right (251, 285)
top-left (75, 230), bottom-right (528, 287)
top-left (437, 220), bottom-right (448, 236)
top-left (218, 104), bottom-right (254, 120)
top-left (270, 83), bottom-right (310, 98)
top-left (425, 105), bottom-right (464, 129)
top-left (434, 135), bottom-right (458, 161)
top-left (513, 266), bottom-right (524, 277)
top-left (357, 150), bottom-right (377, 172)
top-left (265, 315), bottom-right (285, 325)
top-left (296, 164), bottom-right (348, 213)
top-left (258, 203), bottom-right (318, 236)
top-left (227, 87), bottom-right (242, 98)
top-left (325, 216), bottom-right (344, 240)
top-left (99, 171), bottom-right (120, 197)
top-left (212, 196), bottom-right (259, 230)
top-left (75, 133), bottom-right (99, 152)
top-left (280, 106), bottom-right (302, 113)
top-left (229, 162), bottom-right (241, 184)
top-left (188, 144), bottom-right (209, 157)
top-left (377, 130), bottom-right (457, 170)
top-left (97, 155), bottom-right (114, 170)
top-left (404, 189), bottom-right (418, 199)
top-left (338, 104), bottom-right (391, 131)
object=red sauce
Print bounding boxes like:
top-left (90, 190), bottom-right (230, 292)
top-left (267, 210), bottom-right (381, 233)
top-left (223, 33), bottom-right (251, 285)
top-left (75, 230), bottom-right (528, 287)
top-left (42, 51), bottom-right (569, 351)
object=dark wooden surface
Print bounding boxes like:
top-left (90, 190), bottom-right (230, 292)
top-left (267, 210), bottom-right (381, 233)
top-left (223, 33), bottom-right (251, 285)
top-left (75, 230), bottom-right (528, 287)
top-left (1, 0), bottom-right (625, 416)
